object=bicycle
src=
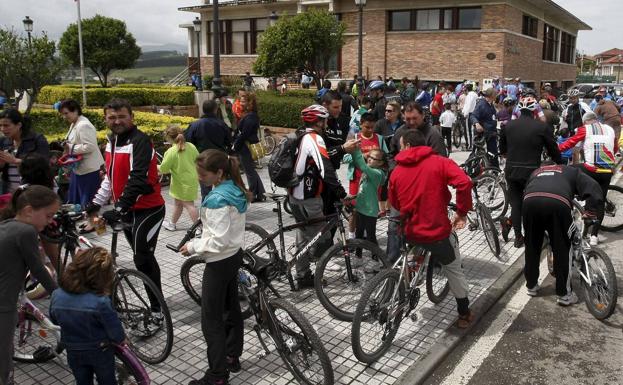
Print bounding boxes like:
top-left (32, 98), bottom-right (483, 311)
top-left (13, 289), bottom-right (150, 385)
top-left (260, 127), bottom-right (277, 155)
top-left (239, 251), bottom-right (334, 384)
top-left (43, 207), bottom-right (174, 365)
top-left (601, 183), bottom-right (623, 232)
top-left (350, 217), bottom-right (451, 364)
top-left (452, 111), bottom-right (466, 149)
top-left (541, 200), bottom-right (618, 320)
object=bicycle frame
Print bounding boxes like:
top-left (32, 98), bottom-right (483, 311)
top-left (15, 293), bottom-right (62, 359)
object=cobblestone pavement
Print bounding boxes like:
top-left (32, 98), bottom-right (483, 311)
top-left (15, 151), bottom-right (524, 385)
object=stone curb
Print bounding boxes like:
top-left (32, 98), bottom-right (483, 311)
top-left (396, 249), bottom-right (526, 385)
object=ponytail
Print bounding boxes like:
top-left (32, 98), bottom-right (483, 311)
top-left (164, 124), bottom-right (186, 151)
top-left (227, 155), bottom-right (254, 202)
top-left (0, 184), bottom-right (59, 220)
top-left (196, 149), bottom-right (252, 202)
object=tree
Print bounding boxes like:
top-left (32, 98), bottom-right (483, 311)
top-left (59, 15), bottom-right (141, 87)
top-left (0, 28), bottom-right (64, 114)
top-left (253, 9), bottom-right (345, 90)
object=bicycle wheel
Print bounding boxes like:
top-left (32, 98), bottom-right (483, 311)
top-left (263, 135), bottom-right (277, 155)
top-left (426, 258), bottom-right (450, 304)
top-left (351, 269), bottom-right (404, 364)
top-left (452, 122), bottom-right (462, 149)
top-left (600, 185), bottom-right (623, 232)
top-left (580, 248), bottom-right (618, 320)
top-left (180, 255), bottom-right (205, 306)
top-left (13, 313), bottom-right (62, 363)
top-left (474, 173), bottom-right (508, 222)
top-left (112, 269), bottom-right (173, 365)
top-left (268, 298), bottom-right (334, 385)
top-left (315, 239), bottom-right (389, 321)
top-left (115, 345), bottom-right (150, 385)
top-left (477, 205), bottom-right (503, 261)
top-left (244, 223), bottom-right (277, 263)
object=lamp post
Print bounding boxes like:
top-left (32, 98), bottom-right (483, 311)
top-left (22, 16), bottom-right (33, 45)
top-left (192, 17), bottom-right (203, 91)
top-left (618, 54), bottom-right (622, 84)
top-left (354, 0), bottom-right (366, 79)
top-left (269, 11), bottom-right (279, 27)
top-left (211, 0), bottom-right (222, 92)
top-left (75, 1), bottom-right (87, 106)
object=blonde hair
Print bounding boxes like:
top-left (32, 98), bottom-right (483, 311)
top-left (60, 247), bottom-right (115, 296)
top-left (165, 124), bottom-right (186, 151)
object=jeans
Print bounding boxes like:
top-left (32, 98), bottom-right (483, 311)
top-left (201, 250), bottom-right (244, 380)
top-left (386, 207), bottom-right (401, 264)
top-left (67, 348), bottom-right (117, 385)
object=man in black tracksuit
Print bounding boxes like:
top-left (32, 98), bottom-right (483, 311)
top-left (522, 164), bottom-right (602, 305)
top-left (499, 104), bottom-right (561, 248)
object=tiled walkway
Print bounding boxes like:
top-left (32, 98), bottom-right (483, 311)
top-left (15, 152), bottom-right (524, 385)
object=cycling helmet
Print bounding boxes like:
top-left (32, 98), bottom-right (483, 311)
top-left (518, 96), bottom-right (537, 111)
top-left (367, 80), bottom-right (385, 91)
top-left (300, 104), bottom-right (329, 123)
top-left (522, 88), bottom-right (537, 97)
top-left (568, 89), bottom-right (581, 97)
top-left (502, 97), bottom-right (515, 106)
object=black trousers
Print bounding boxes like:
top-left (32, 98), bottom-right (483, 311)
top-left (523, 197), bottom-right (573, 297)
top-left (355, 212), bottom-right (378, 245)
top-left (441, 126), bottom-right (452, 153)
top-left (464, 113), bottom-right (474, 148)
top-left (506, 178), bottom-right (528, 237)
top-left (122, 205), bottom-right (165, 311)
top-left (201, 250), bottom-right (244, 380)
top-left (237, 145), bottom-right (265, 200)
top-left (575, 165), bottom-right (612, 236)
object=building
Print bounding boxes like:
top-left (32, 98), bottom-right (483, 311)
top-left (179, 0), bottom-right (590, 90)
top-left (594, 48), bottom-right (623, 82)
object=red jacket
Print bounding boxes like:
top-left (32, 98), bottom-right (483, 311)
top-left (389, 146), bottom-right (472, 243)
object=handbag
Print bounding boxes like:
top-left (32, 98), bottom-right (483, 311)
top-left (246, 141), bottom-right (265, 161)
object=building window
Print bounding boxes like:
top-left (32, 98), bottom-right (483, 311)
top-left (542, 23), bottom-right (560, 61)
top-left (416, 9), bottom-right (440, 30)
top-left (458, 8), bottom-right (481, 29)
top-left (522, 15), bottom-right (538, 38)
top-left (560, 32), bottom-right (576, 64)
top-left (388, 7), bottom-right (480, 31)
top-left (389, 11), bottom-right (412, 31)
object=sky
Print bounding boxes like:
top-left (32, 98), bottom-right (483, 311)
top-left (0, 0), bottom-right (619, 55)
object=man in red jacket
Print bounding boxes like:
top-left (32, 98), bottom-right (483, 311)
top-left (388, 129), bottom-right (474, 328)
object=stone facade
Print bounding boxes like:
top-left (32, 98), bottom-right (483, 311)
top-left (187, 1), bottom-right (585, 87)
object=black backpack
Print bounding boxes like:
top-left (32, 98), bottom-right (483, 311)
top-left (268, 131), bottom-right (306, 188)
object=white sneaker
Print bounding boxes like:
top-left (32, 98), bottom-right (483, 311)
top-left (162, 221), bottom-right (176, 231)
top-left (589, 235), bottom-right (598, 246)
top-left (324, 260), bottom-right (343, 272)
top-left (557, 291), bottom-right (579, 306)
top-left (526, 284), bottom-right (540, 297)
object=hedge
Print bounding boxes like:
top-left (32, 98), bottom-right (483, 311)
top-left (38, 85), bottom-right (195, 107)
top-left (256, 93), bottom-right (312, 128)
top-left (31, 109), bottom-right (194, 148)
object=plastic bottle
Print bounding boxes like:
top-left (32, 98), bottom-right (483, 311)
top-left (61, 203), bottom-right (82, 213)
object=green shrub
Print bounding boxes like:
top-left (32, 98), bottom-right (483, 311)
top-left (280, 89), bottom-right (317, 99)
top-left (256, 93), bottom-right (310, 128)
top-left (38, 85), bottom-right (195, 107)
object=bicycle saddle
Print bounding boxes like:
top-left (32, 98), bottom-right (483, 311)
top-left (264, 192), bottom-right (288, 202)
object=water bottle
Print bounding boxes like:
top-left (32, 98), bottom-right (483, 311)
top-left (61, 203), bottom-right (82, 213)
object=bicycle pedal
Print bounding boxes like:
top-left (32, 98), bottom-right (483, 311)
top-left (410, 313), bottom-right (418, 322)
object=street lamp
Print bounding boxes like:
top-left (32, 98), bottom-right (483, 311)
top-left (354, 0), bottom-right (366, 79)
top-left (269, 11), bottom-right (279, 26)
top-left (211, 0), bottom-right (222, 92)
top-left (618, 54), bottom-right (622, 84)
top-left (192, 17), bottom-right (203, 90)
top-left (22, 16), bottom-right (33, 45)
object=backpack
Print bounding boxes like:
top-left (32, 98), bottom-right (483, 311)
top-left (268, 131), bottom-right (306, 188)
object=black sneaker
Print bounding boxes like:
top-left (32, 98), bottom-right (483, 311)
top-left (188, 378), bottom-right (228, 385)
top-left (500, 217), bottom-right (511, 242)
top-left (513, 234), bottom-right (524, 249)
top-left (226, 356), bottom-right (241, 373)
top-left (296, 272), bottom-right (315, 289)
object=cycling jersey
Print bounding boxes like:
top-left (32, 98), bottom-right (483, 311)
top-left (558, 122), bottom-right (617, 173)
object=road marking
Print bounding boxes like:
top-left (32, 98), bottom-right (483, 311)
top-left (440, 257), bottom-right (549, 385)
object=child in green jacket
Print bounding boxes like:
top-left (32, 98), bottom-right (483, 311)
top-left (352, 147), bottom-right (387, 248)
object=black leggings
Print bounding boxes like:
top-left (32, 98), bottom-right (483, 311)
top-left (355, 212), bottom-right (378, 245)
top-left (122, 205), bottom-right (165, 311)
top-left (522, 197), bottom-right (573, 296)
top-left (201, 251), bottom-right (244, 381)
top-left (441, 126), bottom-right (452, 153)
top-left (506, 178), bottom-right (528, 237)
top-left (575, 165), bottom-right (612, 236)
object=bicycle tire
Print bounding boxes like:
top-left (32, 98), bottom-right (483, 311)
top-left (314, 239), bottom-right (389, 321)
top-left (12, 313), bottom-right (62, 363)
top-left (180, 256), bottom-right (254, 320)
top-left (426, 259), bottom-right (450, 304)
top-left (283, 196), bottom-right (293, 215)
top-left (580, 248), bottom-right (618, 320)
top-left (477, 205), bottom-right (503, 261)
top-left (268, 298), bottom-right (334, 385)
top-left (115, 345), bottom-right (150, 385)
top-left (600, 185), bottom-right (623, 232)
top-left (474, 173), bottom-right (508, 222)
top-left (452, 122), bottom-right (462, 149)
top-left (351, 269), bottom-right (404, 364)
top-left (244, 223), bottom-right (277, 264)
top-left (112, 269), bottom-right (173, 365)
top-left (264, 135), bottom-right (277, 155)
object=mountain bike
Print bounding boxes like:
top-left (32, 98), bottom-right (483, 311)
top-left (541, 200), bottom-right (618, 320)
top-left (240, 251), bottom-right (334, 385)
top-left (601, 184), bottom-right (623, 232)
top-left (13, 290), bottom-right (150, 385)
top-left (43, 207), bottom-right (174, 365)
top-left (350, 217), bottom-right (451, 364)
top-left (261, 127), bottom-right (277, 155)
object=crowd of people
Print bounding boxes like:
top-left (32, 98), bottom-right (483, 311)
top-left (0, 71), bottom-right (622, 385)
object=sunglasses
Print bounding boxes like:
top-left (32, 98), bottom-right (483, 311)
top-left (368, 156), bottom-right (383, 161)
top-left (385, 109), bottom-right (395, 113)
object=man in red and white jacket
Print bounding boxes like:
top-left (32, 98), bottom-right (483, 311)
top-left (558, 111), bottom-right (617, 246)
top-left (389, 129), bottom-right (474, 328)
top-left (87, 99), bottom-right (166, 330)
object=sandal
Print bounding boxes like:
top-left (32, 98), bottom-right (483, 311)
top-left (456, 310), bottom-right (474, 329)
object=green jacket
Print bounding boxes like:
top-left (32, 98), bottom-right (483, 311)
top-left (343, 133), bottom-right (389, 181)
top-left (159, 142), bottom-right (199, 202)
top-left (352, 149), bottom-right (386, 218)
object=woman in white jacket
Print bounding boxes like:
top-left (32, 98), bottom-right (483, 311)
top-left (59, 100), bottom-right (104, 207)
top-left (181, 149), bottom-right (251, 385)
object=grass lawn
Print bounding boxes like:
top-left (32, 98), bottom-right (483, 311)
top-left (110, 66), bottom-right (187, 82)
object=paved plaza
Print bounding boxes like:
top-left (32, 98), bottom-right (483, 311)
top-left (15, 151), bottom-right (525, 385)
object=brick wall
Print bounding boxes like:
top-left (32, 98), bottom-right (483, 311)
top-left (200, 56), bottom-right (257, 76)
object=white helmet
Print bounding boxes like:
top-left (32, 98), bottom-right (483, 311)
top-left (568, 89), bottom-right (581, 97)
top-left (518, 96), bottom-right (537, 111)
